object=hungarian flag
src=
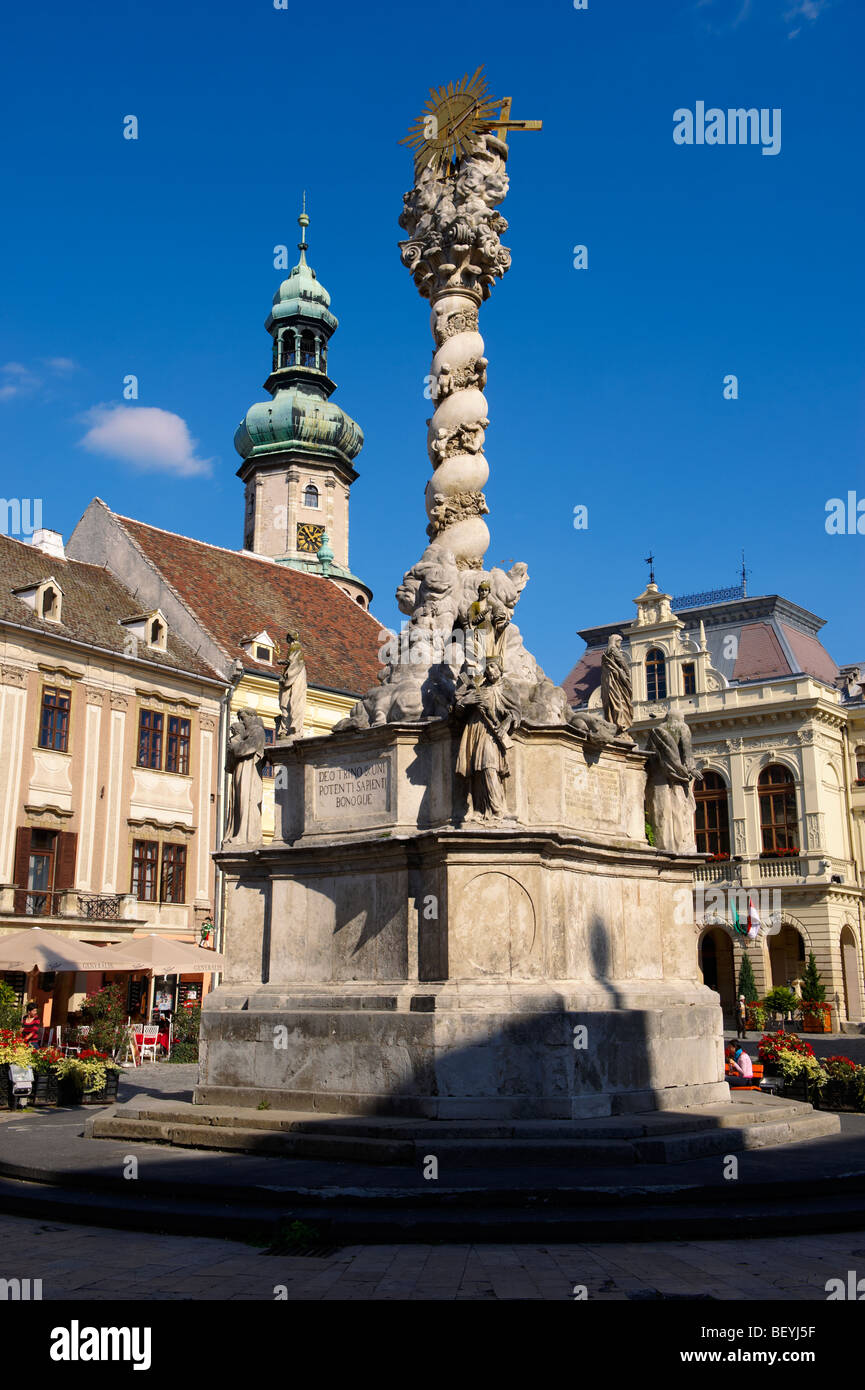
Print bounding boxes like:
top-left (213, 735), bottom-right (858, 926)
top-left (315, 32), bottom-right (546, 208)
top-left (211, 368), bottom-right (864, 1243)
top-left (730, 899), bottom-right (745, 936)
top-left (746, 896), bottom-right (762, 939)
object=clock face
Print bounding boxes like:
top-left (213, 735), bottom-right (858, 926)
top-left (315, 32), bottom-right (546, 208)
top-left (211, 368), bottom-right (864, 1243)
top-left (296, 523), bottom-right (325, 554)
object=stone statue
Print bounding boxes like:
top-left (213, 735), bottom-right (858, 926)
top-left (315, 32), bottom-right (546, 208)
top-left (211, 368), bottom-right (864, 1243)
top-left (224, 709), bottom-right (266, 846)
top-left (465, 578), bottom-right (510, 666)
top-left (454, 659), bottom-right (521, 820)
top-left (601, 633), bottom-right (633, 736)
top-left (275, 630), bottom-right (307, 740)
top-left (644, 708), bottom-right (699, 853)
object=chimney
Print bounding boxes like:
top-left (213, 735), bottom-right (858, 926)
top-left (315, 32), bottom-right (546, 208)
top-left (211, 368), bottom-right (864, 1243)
top-left (32, 529), bottom-right (66, 561)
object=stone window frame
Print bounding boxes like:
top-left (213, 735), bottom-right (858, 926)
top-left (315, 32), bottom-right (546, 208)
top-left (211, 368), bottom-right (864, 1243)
top-left (36, 683), bottom-right (72, 755)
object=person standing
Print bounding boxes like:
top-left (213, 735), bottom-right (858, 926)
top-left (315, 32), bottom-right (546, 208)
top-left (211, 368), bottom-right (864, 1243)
top-left (20, 1002), bottom-right (40, 1045)
top-left (736, 993), bottom-right (747, 1038)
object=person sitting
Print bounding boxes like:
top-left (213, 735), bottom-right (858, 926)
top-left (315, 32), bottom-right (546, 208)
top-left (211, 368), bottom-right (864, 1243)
top-left (728, 1045), bottom-right (754, 1087)
top-left (20, 1002), bottom-right (40, 1046)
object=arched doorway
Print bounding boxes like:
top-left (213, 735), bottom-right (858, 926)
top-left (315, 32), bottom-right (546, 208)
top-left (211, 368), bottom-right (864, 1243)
top-left (841, 926), bottom-right (863, 1022)
top-left (769, 923), bottom-right (806, 989)
top-left (699, 927), bottom-right (736, 1014)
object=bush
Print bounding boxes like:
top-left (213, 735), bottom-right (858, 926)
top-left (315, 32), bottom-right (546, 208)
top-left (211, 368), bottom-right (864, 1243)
top-left (167, 1041), bottom-right (199, 1064)
top-left (800, 952), bottom-right (826, 1004)
top-left (737, 952), bottom-right (759, 1004)
top-left (171, 1005), bottom-right (201, 1045)
top-left (762, 986), bottom-right (800, 1018)
top-left (80, 983), bottom-right (127, 1057)
top-left (0, 983), bottom-right (20, 1032)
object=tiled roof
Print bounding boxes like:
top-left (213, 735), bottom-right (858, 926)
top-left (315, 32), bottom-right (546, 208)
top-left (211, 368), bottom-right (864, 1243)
top-left (0, 534), bottom-right (220, 681)
top-left (780, 622), bottom-right (839, 685)
top-left (114, 515), bottom-right (383, 696)
top-left (732, 623), bottom-right (791, 681)
top-left (561, 649), bottom-right (602, 706)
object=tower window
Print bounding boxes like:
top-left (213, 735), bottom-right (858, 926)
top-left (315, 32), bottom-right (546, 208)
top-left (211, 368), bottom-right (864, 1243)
top-left (645, 647), bottom-right (667, 701)
top-left (682, 662), bottom-right (696, 695)
top-left (303, 484), bottom-right (319, 509)
top-left (282, 332), bottom-right (295, 367)
top-left (300, 332), bottom-right (316, 368)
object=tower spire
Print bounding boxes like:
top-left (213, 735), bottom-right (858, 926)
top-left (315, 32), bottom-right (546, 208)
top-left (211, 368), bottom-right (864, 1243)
top-left (297, 191), bottom-right (309, 265)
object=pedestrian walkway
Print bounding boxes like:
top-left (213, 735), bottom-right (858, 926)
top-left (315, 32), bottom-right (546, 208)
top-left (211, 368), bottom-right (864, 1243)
top-left (1, 1211), bottom-right (862, 1299)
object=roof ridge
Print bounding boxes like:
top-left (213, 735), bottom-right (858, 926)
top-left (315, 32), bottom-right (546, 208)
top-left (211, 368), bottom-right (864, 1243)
top-left (108, 509), bottom-right (234, 666)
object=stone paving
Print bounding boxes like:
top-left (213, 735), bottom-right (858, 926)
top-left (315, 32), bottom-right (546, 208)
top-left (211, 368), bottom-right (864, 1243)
top-left (1, 1212), bottom-right (864, 1300)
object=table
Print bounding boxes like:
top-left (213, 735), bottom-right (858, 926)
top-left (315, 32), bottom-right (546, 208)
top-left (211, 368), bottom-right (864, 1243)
top-left (134, 1031), bottom-right (170, 1052)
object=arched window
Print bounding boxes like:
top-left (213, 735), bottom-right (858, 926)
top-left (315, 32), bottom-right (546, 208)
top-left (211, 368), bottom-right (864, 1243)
top-left (300, 332), bottom-right (316, 368)
top-left (855, 746), bottom-right (865, 783)
top-left (758, 764), bottom-right (799, 854)
top-left (355, 595), bottom-right (365, 607)
top-left (303, 484), bottom-right (319, 509)
top-left (282, 332), bottom-right (295, 367)
top-left (694, 770), bottom-right (730, 856)
top-left (645, 647), bottom-right (667, 701)
top-left (149, 618), bottom-right (164, 648)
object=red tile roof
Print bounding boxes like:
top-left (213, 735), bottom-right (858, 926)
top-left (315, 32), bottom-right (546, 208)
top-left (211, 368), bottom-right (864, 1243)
top-left (0, 533), bottom-right (220, 681)
top-left (732, 623), bottom-right (791, 681)
top-left (780, 622), bottom-right (839, 685)
top-left (114, 516), bottom-right (383, 696)
top-left (561, 648), bottom-right (603, 705)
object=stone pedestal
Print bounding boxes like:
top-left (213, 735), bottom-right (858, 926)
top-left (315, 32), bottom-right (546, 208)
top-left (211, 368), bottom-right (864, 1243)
top-left (197, 722), bottom-right (726, 1119)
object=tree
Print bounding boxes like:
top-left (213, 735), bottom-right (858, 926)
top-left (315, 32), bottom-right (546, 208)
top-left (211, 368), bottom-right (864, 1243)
top-left (737, 951), bottom-right (759, 1004)
top-left (0, 981), bottom-right (21, 1031)
top-left (801, 952), bottom-right (826, 1004)
top-left (80, 982), bottom-right (127, 1056)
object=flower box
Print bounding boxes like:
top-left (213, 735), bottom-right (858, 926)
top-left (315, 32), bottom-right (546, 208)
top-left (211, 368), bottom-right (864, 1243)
top-left (801, 1003), bottom-right (832, 1034)
top-left (31, 1071), bottom-right (60, 1105)
top-left (81, 1071), bottom-right (120, 1106)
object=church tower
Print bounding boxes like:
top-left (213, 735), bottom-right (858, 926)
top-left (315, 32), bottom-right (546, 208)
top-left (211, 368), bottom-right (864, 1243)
top-left (235, 205), bottom-right (371, 609)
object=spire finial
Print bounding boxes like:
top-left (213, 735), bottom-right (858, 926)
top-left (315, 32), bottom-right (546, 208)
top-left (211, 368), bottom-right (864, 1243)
top-left (297, 191), bottom-right (309, 264)
top-left (644, 550), bottom-right (656, 585)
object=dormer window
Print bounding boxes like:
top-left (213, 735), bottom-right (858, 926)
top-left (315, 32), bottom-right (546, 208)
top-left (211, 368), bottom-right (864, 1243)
top-left (13, 576), bottom-right (64, 625)
top-left (240, 630), bottom-right (275, 665)
top-left (119, 609), bottom-right (168, 653)
top-left (303, 483), bottom-right (320, 509)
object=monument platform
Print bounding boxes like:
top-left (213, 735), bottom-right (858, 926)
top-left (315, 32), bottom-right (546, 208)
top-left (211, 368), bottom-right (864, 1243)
top-left (200, 721), bottom-right (726, 1120)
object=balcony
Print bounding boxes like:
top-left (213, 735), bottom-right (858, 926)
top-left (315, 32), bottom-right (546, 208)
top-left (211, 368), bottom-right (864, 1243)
top-left (756, 856), bottom-right (804, 879)
top-left (3, 887), bottom-right (142, 923)
top-left (694, 861), bottom-right (742, 884)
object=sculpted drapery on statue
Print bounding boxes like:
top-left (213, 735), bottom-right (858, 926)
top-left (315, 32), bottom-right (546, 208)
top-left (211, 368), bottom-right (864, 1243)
top-left (454, 660), bottom-right (521, 820)
top-left (224, 709), bottom-right (266, 847)
top-left (601, 634), bottom-right (634, 735)
top-left (644, 708), bottom-right (700, 853)
top-left (276, 630), bottom-right (307, 740)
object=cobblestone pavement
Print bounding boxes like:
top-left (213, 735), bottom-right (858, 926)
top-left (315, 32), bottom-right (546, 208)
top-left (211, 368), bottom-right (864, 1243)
top-left (2, 1213), bottom-right (864, 1300)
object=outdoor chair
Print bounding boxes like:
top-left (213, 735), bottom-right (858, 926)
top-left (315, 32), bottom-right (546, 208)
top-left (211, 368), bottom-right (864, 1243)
top-left (39, 1025), bottom-right (61, 1049)
top-left (139, 1024), bottom-right (160, 1063)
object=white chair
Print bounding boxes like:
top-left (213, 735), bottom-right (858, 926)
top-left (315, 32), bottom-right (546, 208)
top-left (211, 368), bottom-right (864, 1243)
top-left (139, 1023), bottom-right (160, 1063)
top-left (40, 1026), bottom-right (61, 1049)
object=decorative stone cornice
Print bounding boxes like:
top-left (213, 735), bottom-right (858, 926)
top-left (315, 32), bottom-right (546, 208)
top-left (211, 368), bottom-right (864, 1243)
top-left (1, 664), bottom-right (27, 688)
top-left (109, 693), bottom-right (130, 710)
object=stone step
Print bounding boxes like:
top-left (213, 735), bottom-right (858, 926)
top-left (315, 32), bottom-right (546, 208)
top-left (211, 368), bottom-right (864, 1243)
top-left (91, 1099), bottom-right (840, 1167)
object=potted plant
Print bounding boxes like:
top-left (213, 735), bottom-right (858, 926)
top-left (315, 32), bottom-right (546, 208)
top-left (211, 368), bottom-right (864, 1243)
top-left (762, 986), bottom-right (801, 1030)
top-left (819, 1055), bottom-right (858, 1111)
top-left (79, 982), bottom-right (127, 1058)
top-left (0, 1029), bottom-right (34, 1109)
top-left (30, 1045), bottom-right (64, 1104)
top-left (800, 952), bottom-right (832, 1033)
top-left (53, 1051), bottom-right (119, 1105)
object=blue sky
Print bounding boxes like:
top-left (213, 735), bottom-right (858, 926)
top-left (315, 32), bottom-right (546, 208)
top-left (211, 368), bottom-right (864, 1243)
top-left (1, 0), bottom-right (862, 680)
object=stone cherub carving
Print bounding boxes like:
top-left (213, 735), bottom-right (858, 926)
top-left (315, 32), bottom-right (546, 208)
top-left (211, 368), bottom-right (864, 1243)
top-left (224, 709), bottom-right (266, 846)
top-left (454, 659), bottom-right (521, 821)
top-left (275, 629), bottom-right (307, 740)
top-left (644, 708), bottom-right (700, 853)
top-left (601, 633), bottom-right (634, 737)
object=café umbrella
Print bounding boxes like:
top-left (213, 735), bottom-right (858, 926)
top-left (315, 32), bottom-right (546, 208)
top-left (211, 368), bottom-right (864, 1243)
top-left (103, 934), bottom-right (226, 1024)
top-left (0, 926), bottom-right (119, 972)
top-left (104, 935), bottom-right (226, 973)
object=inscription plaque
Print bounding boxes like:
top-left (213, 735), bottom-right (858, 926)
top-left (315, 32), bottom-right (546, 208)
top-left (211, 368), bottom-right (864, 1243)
top-left (565, 760), bottom-right (621, 827)
top-left (313, 755), bottom-right (392, 820)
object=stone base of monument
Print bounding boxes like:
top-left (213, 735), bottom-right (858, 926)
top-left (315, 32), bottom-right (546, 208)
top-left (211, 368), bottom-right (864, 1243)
top-left (197, 722), bottom-right (732, 1122)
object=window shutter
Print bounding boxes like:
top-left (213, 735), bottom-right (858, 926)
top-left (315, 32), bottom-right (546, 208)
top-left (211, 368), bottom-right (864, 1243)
top-left (13, 827), bottom-right (31, 914)
top-left (55, 830), bottom-right (78, 891)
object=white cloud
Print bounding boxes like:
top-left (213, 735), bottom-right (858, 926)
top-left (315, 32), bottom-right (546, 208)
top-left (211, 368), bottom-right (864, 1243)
top-left (0, 362), bottom-right (41, 400)
top-left (42, 356), bottom-right (80, 373)
top-left (78, 404), bottom-right (213, 478)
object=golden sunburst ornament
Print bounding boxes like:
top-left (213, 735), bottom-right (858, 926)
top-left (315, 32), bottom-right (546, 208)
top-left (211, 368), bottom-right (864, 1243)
top-left (401, 67), bottom-right (503, 177)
